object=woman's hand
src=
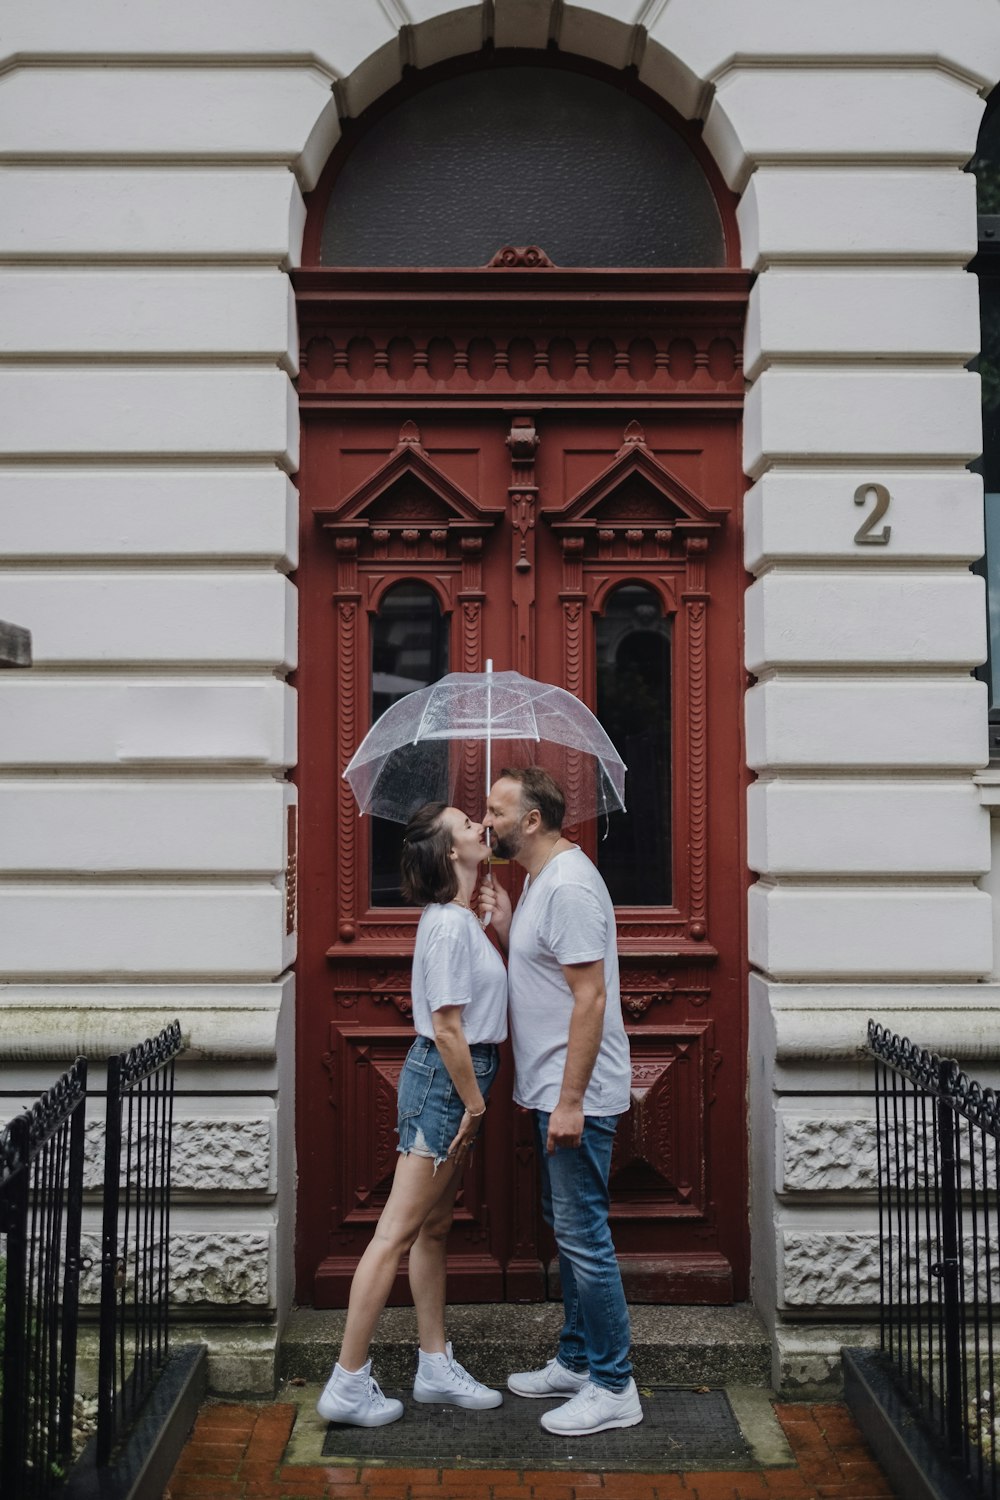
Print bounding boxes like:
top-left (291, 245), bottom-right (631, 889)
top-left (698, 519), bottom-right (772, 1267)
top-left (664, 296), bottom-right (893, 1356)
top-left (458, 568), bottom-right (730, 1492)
top-left (447, 1106), bottom-right (484, 1160)
top-left (431, 1004), bottom-right (488, 1161)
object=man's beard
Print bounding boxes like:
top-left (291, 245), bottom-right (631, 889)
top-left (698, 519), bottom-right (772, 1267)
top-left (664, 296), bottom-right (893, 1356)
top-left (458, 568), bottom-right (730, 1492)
top-left (491, 829), bottom-right (521, 861)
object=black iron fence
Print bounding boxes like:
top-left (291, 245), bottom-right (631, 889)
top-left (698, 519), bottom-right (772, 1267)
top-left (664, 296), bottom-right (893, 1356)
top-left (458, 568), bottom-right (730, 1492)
top-left (0, 1058), bottom-right (88, 1500)
top-left (0, 1020), bottom-right (182, 1495)
top-left (97, 1020), bottom-right (181, 1464)
top-left (868, 1020), bottom-right (1000, 1500)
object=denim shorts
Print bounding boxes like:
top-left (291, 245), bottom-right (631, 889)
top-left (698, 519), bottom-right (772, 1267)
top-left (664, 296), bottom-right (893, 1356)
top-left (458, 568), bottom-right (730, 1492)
top-left (396, 1035), bottom-right (500, 1168)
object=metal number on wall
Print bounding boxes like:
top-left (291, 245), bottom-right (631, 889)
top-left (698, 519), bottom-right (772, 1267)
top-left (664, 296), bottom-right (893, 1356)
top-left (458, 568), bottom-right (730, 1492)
top-left (853, 483), bottom-right (891, 546)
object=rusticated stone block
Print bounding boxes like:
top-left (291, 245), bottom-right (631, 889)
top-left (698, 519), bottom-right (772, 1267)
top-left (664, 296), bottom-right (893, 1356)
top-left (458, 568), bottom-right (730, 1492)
top-left (79, 1230), bottom-right (271, 1306)
top-left (782, 1232), bottom-right (879, 1306)
top-left (780, 1116), bottom-right (876, 1192)
top-left (784, 1225), bottom-right (998, 1310)
top-left (169, 1231), bottom-right (271, 1304)
top-left (80, 1116), bottom-right (271, 1192)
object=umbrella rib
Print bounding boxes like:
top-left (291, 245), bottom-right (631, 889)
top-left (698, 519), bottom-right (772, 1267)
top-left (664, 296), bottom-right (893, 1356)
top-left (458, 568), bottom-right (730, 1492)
top-left (411, 685), bottom-right (442, 746)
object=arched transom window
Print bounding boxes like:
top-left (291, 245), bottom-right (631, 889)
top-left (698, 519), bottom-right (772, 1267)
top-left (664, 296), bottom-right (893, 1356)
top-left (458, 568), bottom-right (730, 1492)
top-left (320, 65), bottom-right (726, 269)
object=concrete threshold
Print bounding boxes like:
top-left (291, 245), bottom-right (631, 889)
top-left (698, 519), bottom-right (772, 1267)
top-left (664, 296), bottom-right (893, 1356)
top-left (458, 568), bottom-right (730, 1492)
top-left (279, 1303), bottom-right (772, 1390)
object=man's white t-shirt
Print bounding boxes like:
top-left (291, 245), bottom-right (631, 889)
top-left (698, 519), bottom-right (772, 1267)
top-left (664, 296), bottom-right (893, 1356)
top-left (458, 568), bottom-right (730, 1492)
top-left (507, 846), bottom-right (631, 1116)
top-left (410, 901), bottom-right (508, 1045)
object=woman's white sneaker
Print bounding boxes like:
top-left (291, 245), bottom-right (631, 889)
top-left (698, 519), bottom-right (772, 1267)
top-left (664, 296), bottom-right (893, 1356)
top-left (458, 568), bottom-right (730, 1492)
top-left (507, 1358), bottom-right (590, 1399)
top-left (539, 1377), bottom-right (643, 1436)
top-left (316, 1360), bottom-right (404, 1427)
top-left (413, 1342), bottom-right (503, 1409)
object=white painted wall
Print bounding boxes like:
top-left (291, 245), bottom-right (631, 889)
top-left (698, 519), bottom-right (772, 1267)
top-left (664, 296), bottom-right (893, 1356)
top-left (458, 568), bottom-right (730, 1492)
top-left (727, 13), bottom-right (997, 1391)
top-left (1, 0), bottom-right (998, 1396)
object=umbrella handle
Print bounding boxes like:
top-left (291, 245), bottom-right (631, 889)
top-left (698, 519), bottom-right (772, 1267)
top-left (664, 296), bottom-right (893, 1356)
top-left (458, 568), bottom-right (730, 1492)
top-left (483, 657), bottom-right (493, 928)
top-left (480, 865), bottom-right (492, 929)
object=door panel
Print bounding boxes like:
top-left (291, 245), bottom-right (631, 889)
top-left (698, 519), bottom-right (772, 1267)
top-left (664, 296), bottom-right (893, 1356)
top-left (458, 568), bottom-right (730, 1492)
top-left (294, 270), bottom-right (750, 1306)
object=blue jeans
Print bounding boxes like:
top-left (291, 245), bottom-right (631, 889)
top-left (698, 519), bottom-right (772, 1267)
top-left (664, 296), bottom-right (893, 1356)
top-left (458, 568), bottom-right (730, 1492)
top-left (534, 1111), bottom-right (632, 1392)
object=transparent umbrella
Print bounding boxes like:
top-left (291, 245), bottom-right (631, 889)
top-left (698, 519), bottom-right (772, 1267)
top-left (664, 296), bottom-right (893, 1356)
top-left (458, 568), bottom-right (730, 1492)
top-left (343, 663), bottom-right (626, 826)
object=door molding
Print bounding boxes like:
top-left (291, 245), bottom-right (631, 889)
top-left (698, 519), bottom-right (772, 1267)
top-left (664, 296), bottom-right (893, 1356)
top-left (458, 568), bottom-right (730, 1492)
top-left (293, 266), bottom-right (750, 414)
top-left (293, 266), bottom-right (752, 1306)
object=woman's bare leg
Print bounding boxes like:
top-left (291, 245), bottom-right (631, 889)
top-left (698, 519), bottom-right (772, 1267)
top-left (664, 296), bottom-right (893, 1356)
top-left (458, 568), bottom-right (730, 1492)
top-left (408, 1168), bottom-right (464, 1354)
top-left (338, 1151), bottom-right (462, 1372)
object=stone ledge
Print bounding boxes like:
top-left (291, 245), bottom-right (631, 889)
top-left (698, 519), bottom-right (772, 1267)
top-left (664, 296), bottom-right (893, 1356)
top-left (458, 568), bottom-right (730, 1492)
top-left (774, 1322), bottom-right (880, 1399)
top-left (0, 619), bottom-right (31, 667)
top-left (975, 767), bottom-right (1000, 806)
top-left (0, 1002), bottom-right (284, 1062)
top-left (64, 1343), bottom-right (207, 1500)
top-left (753, 977), bottom-right (1000, 1065)
top-left (843, 1347), bottom-right (972, 1500)
top-left (279, 1304), bottom-right (772, 1390)
top-left (75, 1320), bottom-right (281, 1399)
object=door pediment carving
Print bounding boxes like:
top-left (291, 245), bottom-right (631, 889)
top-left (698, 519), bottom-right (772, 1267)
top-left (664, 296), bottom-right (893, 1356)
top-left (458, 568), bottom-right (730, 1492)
top-left (315, 423), bottom-right (503, 551)
top-left (543, 422), bottom-right (728, 544)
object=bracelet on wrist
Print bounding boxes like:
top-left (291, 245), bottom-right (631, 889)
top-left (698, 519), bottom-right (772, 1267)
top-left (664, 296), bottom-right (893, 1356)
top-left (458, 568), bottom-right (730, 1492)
top-left (465, 1103), bottom-right (486, 1118)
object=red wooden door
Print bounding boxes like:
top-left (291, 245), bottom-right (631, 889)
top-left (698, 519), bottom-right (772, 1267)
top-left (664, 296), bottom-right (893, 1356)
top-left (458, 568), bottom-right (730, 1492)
top-left (294, 267), bottom-right (751, 1306)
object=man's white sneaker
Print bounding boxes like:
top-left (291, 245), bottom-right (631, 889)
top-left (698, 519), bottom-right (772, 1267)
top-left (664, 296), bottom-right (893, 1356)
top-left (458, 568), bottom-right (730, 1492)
top-left (413, 1342), bottom-right (503, 1409)
top-left (316, 1360), bottom-right (404, 1427)
top-left (507, 1358), bottom-right (590, 1399)
top-left (539, 1377), bottom-right (643, 1436)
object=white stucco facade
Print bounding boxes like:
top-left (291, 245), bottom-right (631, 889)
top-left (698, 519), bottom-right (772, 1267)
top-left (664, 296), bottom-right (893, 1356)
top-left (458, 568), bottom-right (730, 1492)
top-left (2, 0), bottom-right (1000, 1395)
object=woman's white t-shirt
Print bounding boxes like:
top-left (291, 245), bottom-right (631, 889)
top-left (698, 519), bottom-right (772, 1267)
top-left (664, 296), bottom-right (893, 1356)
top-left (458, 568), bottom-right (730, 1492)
top-left (410, 902), bottom-right (508, 1044)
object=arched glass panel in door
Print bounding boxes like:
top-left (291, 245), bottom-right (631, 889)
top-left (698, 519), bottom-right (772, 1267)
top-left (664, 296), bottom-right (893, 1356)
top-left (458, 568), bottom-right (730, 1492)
top-left (321, 66), bottom-right (725, 268)
top-left (370, 582), bottom-right (449, 905)
top-left (595, 584), bottom-right (672, 906)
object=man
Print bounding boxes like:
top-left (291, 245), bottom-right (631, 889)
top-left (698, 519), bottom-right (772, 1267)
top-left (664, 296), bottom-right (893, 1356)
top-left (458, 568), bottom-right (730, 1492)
top-left (480, 767), bottom-right (641, 1436)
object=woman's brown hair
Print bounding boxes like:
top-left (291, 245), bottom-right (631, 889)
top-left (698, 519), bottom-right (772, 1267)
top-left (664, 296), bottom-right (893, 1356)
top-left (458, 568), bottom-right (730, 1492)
top-left (400, 802), bottom-right (459, 906)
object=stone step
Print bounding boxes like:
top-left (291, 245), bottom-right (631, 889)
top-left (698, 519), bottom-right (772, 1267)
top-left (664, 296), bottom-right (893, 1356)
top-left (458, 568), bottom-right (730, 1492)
top-left (279, 1304), bottom-right (772, 1390)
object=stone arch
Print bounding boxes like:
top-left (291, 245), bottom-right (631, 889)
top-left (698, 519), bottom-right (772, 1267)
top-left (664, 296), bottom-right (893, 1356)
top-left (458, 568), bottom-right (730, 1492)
top-left (328, 2), bottom-right (710, 126)
top-left (285, 0), bottom-right (728, 267)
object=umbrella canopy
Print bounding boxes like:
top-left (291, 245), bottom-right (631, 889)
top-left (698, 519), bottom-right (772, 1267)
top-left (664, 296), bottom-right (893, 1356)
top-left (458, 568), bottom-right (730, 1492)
top-left (343, 668), bottom-right (626, 825)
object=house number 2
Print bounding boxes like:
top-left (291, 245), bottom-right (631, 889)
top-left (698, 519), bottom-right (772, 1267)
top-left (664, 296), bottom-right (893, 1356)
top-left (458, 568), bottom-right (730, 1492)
top-left (853, 482), bottom-right (891, 546)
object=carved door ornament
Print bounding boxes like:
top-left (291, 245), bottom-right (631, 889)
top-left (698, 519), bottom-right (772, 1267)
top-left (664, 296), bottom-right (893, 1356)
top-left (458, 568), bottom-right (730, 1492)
top-left (542, 422), bottom-right (728, 956)
top-left (314, 421), bottom-right (504, 558)
top-left (315, 423), bottom-right (503, 950)
top-left (487, 245), bottom-right (555, 267)
top-left (507, 416), bottom-right (540, 672)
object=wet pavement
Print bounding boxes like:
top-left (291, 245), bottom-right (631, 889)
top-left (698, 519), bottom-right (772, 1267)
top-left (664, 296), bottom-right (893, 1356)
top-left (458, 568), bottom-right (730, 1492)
top-left (163, 1384), bottom-right (896, 1500)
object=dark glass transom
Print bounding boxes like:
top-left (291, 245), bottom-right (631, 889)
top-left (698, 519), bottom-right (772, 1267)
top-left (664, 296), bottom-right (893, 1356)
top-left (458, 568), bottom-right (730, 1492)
top-left (322, 67), bottom-right (725, 269)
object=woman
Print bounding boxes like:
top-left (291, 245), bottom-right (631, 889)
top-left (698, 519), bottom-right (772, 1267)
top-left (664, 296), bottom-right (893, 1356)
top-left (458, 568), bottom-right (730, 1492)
top-left (317, 802), bottom-right (507, 1427)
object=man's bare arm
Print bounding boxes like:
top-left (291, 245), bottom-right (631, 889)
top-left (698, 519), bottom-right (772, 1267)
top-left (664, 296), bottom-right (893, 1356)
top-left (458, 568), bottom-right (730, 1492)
top-left (546, 958), bottom-right (605, 1153)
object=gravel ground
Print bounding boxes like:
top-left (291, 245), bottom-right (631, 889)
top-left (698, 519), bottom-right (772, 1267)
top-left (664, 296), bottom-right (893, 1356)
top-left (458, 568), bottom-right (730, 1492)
top-left (71, 1393), bottom-right (98, 1461)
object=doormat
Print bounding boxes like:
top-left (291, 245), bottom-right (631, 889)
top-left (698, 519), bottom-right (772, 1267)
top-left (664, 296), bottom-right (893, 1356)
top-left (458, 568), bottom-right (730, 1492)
top-left (321, 1386), bottom-right (755, 1471)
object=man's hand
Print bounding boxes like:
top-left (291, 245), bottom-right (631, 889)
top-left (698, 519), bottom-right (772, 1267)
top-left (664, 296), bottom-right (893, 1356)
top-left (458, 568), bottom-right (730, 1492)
top-left (477, 872), bottom-right (512, 949)
top-left (546, 1100), bottom-right (585, 1152)
top-left (546, 959), bottom-right (606, 1153)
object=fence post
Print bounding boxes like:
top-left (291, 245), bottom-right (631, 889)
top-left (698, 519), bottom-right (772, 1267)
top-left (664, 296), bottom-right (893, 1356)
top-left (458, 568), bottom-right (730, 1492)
top-left (0, 1117), bottom-right (30, 1497)
top-left (935, 1058), bottom-right (965, 1461)
top-left (98, 1051), bottom-right (124, 1467)
top-left (59, 1056), bottom-right (88, 1460)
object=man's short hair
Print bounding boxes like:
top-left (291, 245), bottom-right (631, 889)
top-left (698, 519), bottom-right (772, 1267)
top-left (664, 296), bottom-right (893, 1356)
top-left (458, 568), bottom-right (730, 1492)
top-left (498, 767), bottom-right (565, 833)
